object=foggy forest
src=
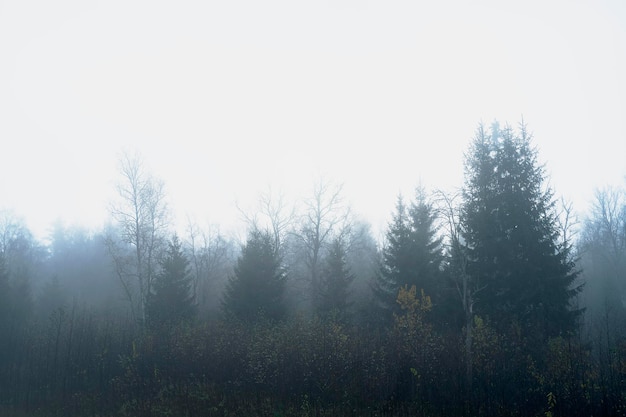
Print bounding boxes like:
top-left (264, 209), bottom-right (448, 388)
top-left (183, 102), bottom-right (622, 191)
top-left (1, 122), bottom-right (626, 417)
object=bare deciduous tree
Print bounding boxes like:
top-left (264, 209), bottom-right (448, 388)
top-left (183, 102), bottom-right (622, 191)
top-left (295, 178), bottom-right (351, 310)
top-left (185, 220), bottom-right (235, 314)
top-left (556, 197), bottom-right (579, 263)
top-left (435, 190), bottom-right (483, 404)
top-left (237, 186), bottom-right (296, 256)
top-left (0, 210), bottom-right (44, 282)
top-left (106, 152), bottom-right (169, 326)
top-left (584, 187), bottom-right (626, 270)
top-left (581, 186), bottom-right (626, 322)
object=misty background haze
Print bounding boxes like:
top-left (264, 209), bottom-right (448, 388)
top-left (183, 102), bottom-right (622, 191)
top-left (2, 2), bottom-right (626, 416)
top-left (1, 0), bottom-right (625, 240)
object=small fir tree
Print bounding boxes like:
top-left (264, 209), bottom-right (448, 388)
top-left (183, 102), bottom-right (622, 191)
top-left (146, 235), bottom-right (195, 328)
top-left (317, 237), bottom-right (355, 320)
top-left (407, 188), bottom-right (444, 301)
top-left (222, 228), bottom-right (286, 322)
top-left (374, 190), bottom-right (443, 316)
top-left (374, 195), bottom-right (413, 314)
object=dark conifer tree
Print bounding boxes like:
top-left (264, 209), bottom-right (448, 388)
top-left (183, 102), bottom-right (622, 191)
top-left (374, 191), bottom-right (444, 316)
top-left (317, 236), bottom-right (355, 320)
top-left (0, 253), bottom-right (9, 345)
top-left (146, 234), bottom-right (195, 328)
top-left (222, 228), bottom-right (286, 322)
top-left (461, 122), bottom-right (581, 339)
top-left (374, 196), bottom-right (412, 315)
top-left (0, 254), bottom-right (9, 400)
top-left (0, 253), bottom-right (8, 320)
top-left (408, 187), bottom-right (444, 301)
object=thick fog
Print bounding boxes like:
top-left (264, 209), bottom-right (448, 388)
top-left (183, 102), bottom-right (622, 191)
top-left (1, 1), bottom-right (626, 416)
top-left (1, 1), bottom-right (625, 241)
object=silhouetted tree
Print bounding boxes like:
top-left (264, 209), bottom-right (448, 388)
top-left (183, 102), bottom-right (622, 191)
top-left (407, 187), bottom-right (444, 300)
top-left (461, 121), bottom-right (581, 340)
top-left (146, 235), bottom-right (195, 329)
top-left (318, 236), bottom-right (354, 320)
top-left (185, 222), bottom-right (236, 315)
top-left (107, 151), bottom-right (169, 327)
top-left (0, 210), bottom-right (45, 288)
top-left (237, 186), bottom-right (296, 258)
top-left (580, 185), bottom-right (626, 319)
top-left (295, 179), bottom-right (350, 311)
top-left (343, 219), bottom-right (380, 324)
top-left (222, 228), bottom-right (286, 322)
top-left (0, 252), bottom-right (10, 355)
top-left (373, 195), bottom-right (412, 315)
top-left (374, 189), bottom-right (443, 317)
top-left (0, 216), bottom-right (36, 406)
top-left (436, 189), bottom-right (476, 400)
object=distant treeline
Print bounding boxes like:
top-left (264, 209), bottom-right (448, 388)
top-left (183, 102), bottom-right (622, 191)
top-left (0, 121), bottom-right (625, 416)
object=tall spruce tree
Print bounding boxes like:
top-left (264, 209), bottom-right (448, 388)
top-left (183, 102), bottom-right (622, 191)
top-left (461, 122), bottom-right (581, 339)
top-left (374, 190), bottom-right (443, 316)
top-left (222, 228), bottom-right (286, 322)
top-left (146, 235), bottom-right (195, 328)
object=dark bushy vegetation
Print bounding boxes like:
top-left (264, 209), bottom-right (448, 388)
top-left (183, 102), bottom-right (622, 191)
top-left (0, 305), bottom-right (618, 417)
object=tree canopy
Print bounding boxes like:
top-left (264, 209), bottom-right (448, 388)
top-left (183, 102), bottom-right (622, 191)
top-left (461, 122), bottom-right (582, 339)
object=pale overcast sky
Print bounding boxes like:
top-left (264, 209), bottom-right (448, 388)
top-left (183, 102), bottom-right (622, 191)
top-left (1, 0), bottom-right (625, 240)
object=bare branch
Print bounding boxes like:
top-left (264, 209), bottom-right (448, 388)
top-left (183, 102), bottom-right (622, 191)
top-left (107, 151), bottom-right (169, 327)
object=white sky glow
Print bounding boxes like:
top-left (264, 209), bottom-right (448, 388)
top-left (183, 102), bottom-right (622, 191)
top-left (1, 0), bottom-right (625, 240)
